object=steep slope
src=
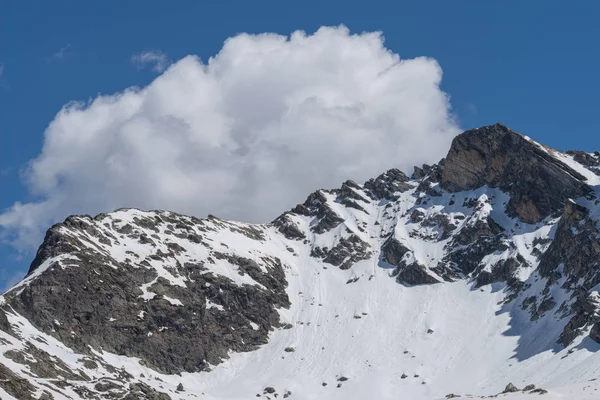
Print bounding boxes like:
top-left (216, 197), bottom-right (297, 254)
top-left (0, 124), bottom-right (599, 400)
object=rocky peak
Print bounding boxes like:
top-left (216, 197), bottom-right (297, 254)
top-left (363, 168), bottom-right (411, 200)
top-left (441, 123), bottom-right (593, 223)
top-left (1, 124), bottom-right (600, 400)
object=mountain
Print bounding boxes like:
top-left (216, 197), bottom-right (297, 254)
top-left (1, 123), bottom-right (600, 400)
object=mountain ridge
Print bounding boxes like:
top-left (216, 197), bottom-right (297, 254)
top-left (1, 124), bottom-right (600, 399)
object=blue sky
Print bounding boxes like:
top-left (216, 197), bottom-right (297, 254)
top-left (1, 1), bottom-right (599, 289)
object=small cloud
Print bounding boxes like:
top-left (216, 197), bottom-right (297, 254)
top-left (131, 50), bottom-right (169, 73)
top-left (0, 63), bottom-right (4, 77)
top-left (49, 44), bottom-right (71, 62)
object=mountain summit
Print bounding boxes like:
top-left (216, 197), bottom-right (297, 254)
top-left (1, 125), bottom-right (600, 400)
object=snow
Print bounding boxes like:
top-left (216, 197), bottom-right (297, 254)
top-left (1, 162), bottom-right (600, 400)
top-left (163, 296), bottom-right (184, 306)
top-left (206, 298), bottom-right (224, 311)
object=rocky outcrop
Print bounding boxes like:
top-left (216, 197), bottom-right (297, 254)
top-left (381, 238), bottom-right (439, 285)
top-left (364, 168), bottom-right (412, 200)
top-left (272, 212), bottom-right (306, 240)
top-left (535, 200), bottom-right (600, 345)
top-left (312, 234), bottom-right (371, 270)
top-left (441, 124), bottom-right (592, 223)
top-left (292, 191), bottom-right (344, 234)
top-left (5, 212), bottom-right (290, 375)
top-left (566, 150), bottom-right (600, 176)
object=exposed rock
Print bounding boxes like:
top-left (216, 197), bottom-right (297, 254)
top-left (591, 321), bottom-right (600, 344)
top-left (530, 388), bottom-right (548, 394)
top-left (502, 383), bottom-right (519, 393)
top-left (364, 168), bottom-right (411, 200)
top-left (313, 235), bottom-right (371, 270)
top-left (567, 150), bottom-right (600, 175)
top-left (381, 237), bottom-right (439, 285)
top-left (0, 362), bottom-right (38, 400)
top-left (6, 213), bottom-right (290, 375)
top-left (124, 382), bottom-right (171, 400)
top-left (272, 213), bottom-right (306, 240)
top-left (441, 124), bottom-right (592, 223)
top-left (95, 380), bottom-right (123, 392)
top-left (292, 191), bottom-right (344, 234)
top-left (381, 237), bottom-right (410, 266)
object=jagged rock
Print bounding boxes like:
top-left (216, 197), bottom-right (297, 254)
top-left (272, 213), bottom-right (306, 240)
top-left (94, 380), bottom-right (123, 391)
top-left (537, 200), bottom-right (600, 345)
top-left (4, 343), bottom-right (87, 380)
top-left (420, 213), bottom-right (457, 240)
top-left (567, 150), bottom-right (600, 175)
top-left (475, 257), bottom-right (526, 288)
top-left (5, 212), bottom-right (290, 375)
top-left (590, 321), bottom-right (600, 344)
top-left (124, 382), bottom-right (171, 400)
top-left (364, 168), bottom-right (411, 200)
top-left (1, 123), bottom-right (600, 399)
top-left (381, 238), bottom-right (438, 285)
top-left (441, 124), bottom-right (592, 223)
top-left (522, 384), bottom-right (536, 391)
top-left (502, 383), bottom-right (519, 393)
top-left (313, 235), bottom-right (371, 270)
top-left (293, 191), bottom-right (345, 234)
top-left (381, 238), bottom-right (410, 266)
top-left (0, 362), bottom-right (38, 400)
top-left (411, 165), bottom-right (428, 180)
top-left (395, 261), bottom-right (439, 285)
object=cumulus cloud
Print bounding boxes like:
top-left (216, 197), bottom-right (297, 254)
top-left (0, 26), bottom-right (460, 252)
top-left (131, 50), bottom-right (169, 72)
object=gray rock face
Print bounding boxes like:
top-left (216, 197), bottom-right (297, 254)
top-left (364, 168), bottom-right (411, 200)
top-left (567, 150), bottom-right (600, 176)
top-left (536, 200), bottom-right (600, 345)
top-left (312, 234), bottom-right (372, 270)
top-left (7, 212), bottom-right (290, 375)
top-left (292, 191), bottom-right (344, 234)
top-left (441, 124), bottom-right (592, 223)
top-left (382, 238), bottom-right (439, 285)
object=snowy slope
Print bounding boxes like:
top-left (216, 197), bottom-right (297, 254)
top-left (0, 124), bottom-right (599, 400)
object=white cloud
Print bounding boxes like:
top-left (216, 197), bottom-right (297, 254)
top-left (0, 26), bottom-right (460, 252)
top-left (131, 50), bottom-right (169, 72)
top-left (50, 44), bottom-right (71, 61)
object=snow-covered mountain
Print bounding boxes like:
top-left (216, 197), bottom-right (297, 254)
top-left (1, 124), bottom-right (600, 400)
